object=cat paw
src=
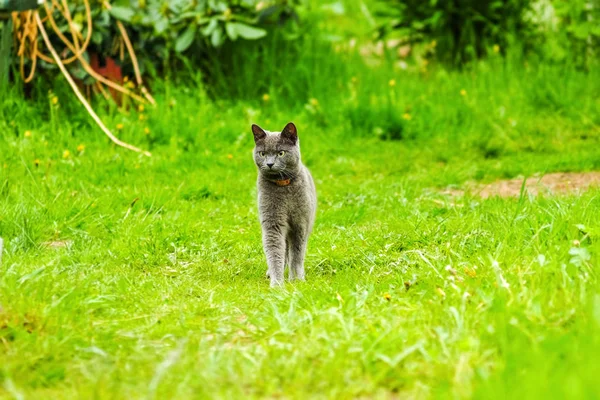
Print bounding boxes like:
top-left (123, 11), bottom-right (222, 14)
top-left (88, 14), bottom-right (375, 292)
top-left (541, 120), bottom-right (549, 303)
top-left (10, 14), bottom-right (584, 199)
top-left (269, 279), bottom-right (284, 288)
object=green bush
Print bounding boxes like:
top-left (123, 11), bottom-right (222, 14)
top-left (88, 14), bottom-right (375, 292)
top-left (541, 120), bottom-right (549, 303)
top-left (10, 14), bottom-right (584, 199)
top-left (35, 0), bottom-right (300, 80)
top-left (541, 0), bottom-right (600, 69)
top-left (375, 0), bottom-right (537, 66)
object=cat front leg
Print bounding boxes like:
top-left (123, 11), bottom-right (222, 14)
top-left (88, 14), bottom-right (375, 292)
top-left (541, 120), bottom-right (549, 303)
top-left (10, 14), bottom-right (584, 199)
top-left (286, 239), bottom-right (295, 280)
top-left (262, 226), bottom-right (286, 287)
top-left (289, 230), bottom-right (308, 281)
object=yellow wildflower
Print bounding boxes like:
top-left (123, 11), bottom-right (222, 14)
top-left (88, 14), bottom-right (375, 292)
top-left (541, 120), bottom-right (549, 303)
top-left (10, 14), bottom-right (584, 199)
top-left (138, 104), bottom-right (145, 113)
top-left (139, 114), bottom-right (146, 121)
top-left (34, 159), bottom-right (40, 167)
top-left (262, 94), bottom-right (270, 102)
top-left (402, 113), bottom-right (412, 121)
top-left (351, 76), bottom-right (358, 84)
top-left (383, 293), bottom-right (392, 301)
top-left (116, 123), bottom-right (124, 130)
top-left (77, 144), bottom-right (85, 152)
top-left (24, 130), bottom-right (32, 138)
top-left (227, 154), bottom-right (233, 159)
top-left (493, 44), bottom-right (500, 54)
top-left (310, 98), bottom-right (319, 107)
top-left (51, 96), bottom-right (59, 105)
top-left (436, 287), bottom-right (446, 298)
top-left (62, 150), bottom-right (71, 159)
top-left (460, 89), bottom-right (467, 96)
top-left (388, 79), bottom-right (396, 87)
top-left (144, 127), bottom-right (151, 135)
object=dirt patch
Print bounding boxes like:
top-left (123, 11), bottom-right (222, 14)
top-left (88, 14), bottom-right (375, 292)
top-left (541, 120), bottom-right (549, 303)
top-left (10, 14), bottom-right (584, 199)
top-left (445, 172), bottom-right (600, 198)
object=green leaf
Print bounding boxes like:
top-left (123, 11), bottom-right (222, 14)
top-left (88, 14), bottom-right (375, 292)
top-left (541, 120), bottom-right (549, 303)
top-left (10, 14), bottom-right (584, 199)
top-left (175, 25), bottom-right (197, 52)
top-left (98, 10), bottom-right (111, 26)
top-left (226, 22), bottom-right (267, 40)
top-left (202, 18), bottom-right (218, 36)
top-left (109, 6), bottom-right (135, 22)
top-left (91, 31), bottom-right (103, 45)
top-left (572, 25), bottom-right (590, 40)
top-left (155, 17), bottom-right (169, 34)
top-left (211, 1), bottom-right (228, 13)
top-left (225, 22), bottom-right (238, 40)
top-left (211, 26), bottom-right (224, 47)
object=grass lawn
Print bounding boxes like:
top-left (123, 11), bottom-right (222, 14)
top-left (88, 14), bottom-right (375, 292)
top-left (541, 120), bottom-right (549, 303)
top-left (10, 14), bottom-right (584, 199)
top-left (1, 60), bottom-right (600, 398)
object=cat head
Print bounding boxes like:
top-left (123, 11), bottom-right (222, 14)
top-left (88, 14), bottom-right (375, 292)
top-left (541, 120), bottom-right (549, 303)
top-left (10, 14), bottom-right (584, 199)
top-left (252, 122), bottom-right (301, 177)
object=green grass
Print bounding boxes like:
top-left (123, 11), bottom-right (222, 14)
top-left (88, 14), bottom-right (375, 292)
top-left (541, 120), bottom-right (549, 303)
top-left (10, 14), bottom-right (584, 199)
top-left (1, 49), bottom-right (600, 399)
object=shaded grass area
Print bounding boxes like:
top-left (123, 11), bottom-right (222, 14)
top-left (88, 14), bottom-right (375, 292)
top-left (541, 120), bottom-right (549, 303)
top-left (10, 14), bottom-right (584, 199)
top-left (1, 58), bottom-right (600, 398)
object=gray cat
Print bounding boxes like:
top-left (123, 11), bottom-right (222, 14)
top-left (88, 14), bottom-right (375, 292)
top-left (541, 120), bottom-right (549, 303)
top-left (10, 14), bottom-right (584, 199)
top-left (252, 122), bottom-right (317, 287)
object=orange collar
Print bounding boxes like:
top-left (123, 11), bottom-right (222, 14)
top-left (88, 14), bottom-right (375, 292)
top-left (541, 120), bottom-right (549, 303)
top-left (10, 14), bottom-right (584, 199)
top-left (273, 178), bottom-right (291, 186)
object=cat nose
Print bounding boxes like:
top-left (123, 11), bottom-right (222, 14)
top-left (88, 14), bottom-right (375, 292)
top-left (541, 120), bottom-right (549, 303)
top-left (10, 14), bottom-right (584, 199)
top-left (267, 162), bottom-right (274, 169)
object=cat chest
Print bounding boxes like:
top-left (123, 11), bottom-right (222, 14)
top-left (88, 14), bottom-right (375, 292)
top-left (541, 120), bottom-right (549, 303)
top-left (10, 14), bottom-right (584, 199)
top-left (258, 186), bottom-right (309, 211)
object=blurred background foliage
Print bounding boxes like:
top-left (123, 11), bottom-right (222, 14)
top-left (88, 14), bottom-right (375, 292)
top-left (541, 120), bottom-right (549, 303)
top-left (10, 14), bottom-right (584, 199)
top-left (102, 0), bottom-right (301, 73)
top-left (0, 0), bottom-right (600, 131)
top-left (375, 0), bottom-right (599, 69)
top-left (375, 0), bottom-right (537, 65)
top-left (6, 0), bottom-right (599, 79)
top-left (22, 0), bottom-right (301, 79)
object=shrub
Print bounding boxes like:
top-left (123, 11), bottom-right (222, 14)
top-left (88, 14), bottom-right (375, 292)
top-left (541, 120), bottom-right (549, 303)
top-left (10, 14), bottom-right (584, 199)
top-left (375, 0), bottom-right (537, 66)
top-left (539, 0), bottom-right (600, 69)
top-left (19, 0), bottom-right (300, 81)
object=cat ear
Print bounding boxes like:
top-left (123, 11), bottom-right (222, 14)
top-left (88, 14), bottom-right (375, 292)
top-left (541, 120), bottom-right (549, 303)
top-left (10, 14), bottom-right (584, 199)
top-left (252, 124), bottom-right (267, 143)
top-left (281, 122), bottom-right (298, 145)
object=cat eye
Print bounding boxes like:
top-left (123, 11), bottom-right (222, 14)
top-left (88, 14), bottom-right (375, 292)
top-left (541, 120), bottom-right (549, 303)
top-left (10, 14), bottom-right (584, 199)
top-left (259, 151), bottom-right (265, 157)
top-left (278, 151), bottom-right (286, 157)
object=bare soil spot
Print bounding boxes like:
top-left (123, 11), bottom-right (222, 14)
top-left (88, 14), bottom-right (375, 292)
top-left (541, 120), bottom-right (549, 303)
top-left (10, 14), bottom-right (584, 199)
top-left (445, 172), bottom-right (600, 198)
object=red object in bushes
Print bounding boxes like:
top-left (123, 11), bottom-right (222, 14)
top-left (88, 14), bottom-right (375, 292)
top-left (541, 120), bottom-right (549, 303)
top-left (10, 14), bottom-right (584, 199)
top-left (89, 52), bottom-right (123, 103)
